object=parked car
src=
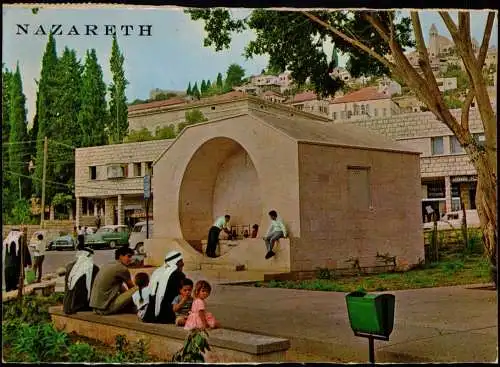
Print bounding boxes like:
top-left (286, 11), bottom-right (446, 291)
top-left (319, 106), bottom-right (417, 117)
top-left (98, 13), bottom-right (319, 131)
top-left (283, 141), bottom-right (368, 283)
top-left (423, 210), bottom-right (480, 231)
top-left (129, 221), bottom-right (154, 254)
top-left (47, 234), bottom-right (77, 251)
top-left (85, 225), bottom-right (130, 249)
top-left (29, 230), bottom-right (61, 251)
top-left (85, 226), bottom-right (97, 234)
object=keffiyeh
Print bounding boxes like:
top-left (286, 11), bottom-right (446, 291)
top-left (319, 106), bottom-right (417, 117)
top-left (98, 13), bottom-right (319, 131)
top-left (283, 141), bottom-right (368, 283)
top-left (149, 250), bottom-right (183, 317)
top-left (67, 249), bottom-right (95, 300)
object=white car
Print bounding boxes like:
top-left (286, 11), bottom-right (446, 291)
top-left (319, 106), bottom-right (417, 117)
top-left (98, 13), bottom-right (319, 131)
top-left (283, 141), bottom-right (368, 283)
top-left (129, 221), bottom-right (154, 254)
top-left (423, 210), bottom-right (480, 231)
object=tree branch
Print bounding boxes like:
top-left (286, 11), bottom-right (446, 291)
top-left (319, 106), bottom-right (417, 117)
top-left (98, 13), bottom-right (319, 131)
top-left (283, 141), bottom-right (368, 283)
top-left (362, 12), bottom-right (390, 43)
top-left (460, 11), bottom-right (495, 132)
top-left (301, 11), bottom-right (395, 71)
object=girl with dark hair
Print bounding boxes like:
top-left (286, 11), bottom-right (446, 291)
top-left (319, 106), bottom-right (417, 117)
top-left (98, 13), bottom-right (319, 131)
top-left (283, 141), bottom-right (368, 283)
top-left (132, 272), bottom-right (154, 322)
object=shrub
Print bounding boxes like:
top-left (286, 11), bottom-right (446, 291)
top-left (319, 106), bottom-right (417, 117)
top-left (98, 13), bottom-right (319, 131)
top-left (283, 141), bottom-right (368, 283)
top-left (172, 329), bottom-right (211, 362)
top-left (67, 342), bottom-right (99, 362)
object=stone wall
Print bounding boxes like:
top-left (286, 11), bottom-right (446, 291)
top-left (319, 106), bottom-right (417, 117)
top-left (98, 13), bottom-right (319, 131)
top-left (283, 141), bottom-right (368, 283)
top-left (294, 143), bottom-right (423, 272)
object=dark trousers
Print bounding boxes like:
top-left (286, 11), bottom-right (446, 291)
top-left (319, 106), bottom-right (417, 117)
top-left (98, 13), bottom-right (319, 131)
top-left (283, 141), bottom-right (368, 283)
top-left (5, 266), bottom-right (20, 292)
top-left (33, 255), bottom-right (45, 282)
top-left (206, 226), bottom-right (221, 257)
top-left (77, 235), bottom-right (85, 250)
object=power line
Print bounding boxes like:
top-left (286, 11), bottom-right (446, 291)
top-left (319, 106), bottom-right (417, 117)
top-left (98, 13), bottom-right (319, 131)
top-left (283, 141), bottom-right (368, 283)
top-left (6, 170), bottom-right (145, 194)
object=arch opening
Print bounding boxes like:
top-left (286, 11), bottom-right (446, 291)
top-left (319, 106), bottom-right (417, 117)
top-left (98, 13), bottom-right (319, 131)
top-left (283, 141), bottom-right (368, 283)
top-left (179, 137), bottom-right (262, 244)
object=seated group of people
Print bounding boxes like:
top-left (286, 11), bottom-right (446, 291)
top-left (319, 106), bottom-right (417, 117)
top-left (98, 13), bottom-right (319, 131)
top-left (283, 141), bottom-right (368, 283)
top-left (63, 247), bottom-right (219, 330)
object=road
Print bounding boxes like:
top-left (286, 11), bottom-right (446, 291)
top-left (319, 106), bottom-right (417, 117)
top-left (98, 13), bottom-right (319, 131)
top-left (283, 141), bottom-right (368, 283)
top-left (2, 248), bottom-right (116, 291)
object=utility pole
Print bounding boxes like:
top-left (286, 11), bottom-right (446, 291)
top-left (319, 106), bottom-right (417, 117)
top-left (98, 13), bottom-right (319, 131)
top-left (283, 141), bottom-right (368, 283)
top-left (40, 136), bottom-right (48, 229)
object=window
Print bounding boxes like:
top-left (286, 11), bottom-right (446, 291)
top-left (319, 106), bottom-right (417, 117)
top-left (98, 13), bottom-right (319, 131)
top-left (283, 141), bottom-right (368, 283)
top-left (133, 163), bottom-right (141, 177)
top-left (382, 108), bottom-right (387, 116)
top-left (347, 110), bottom-right (353, 118)
top-left (353, 104), bottom-right (360, 115)
top-left (107, 164), bottom-right (127, 179)
top-left (473, 133), bottom-right (485, 148)
top-left (348, 167), bottom-right (371, 210)
top-left (211, 106), bottom-right (216, 110)
top-left (450, 136), bottom-right (464, 154)
top-left (89, 166), bottom-right (97, 180)
top-left (431, 137), bottom-right (444, 155)
top-left (146, 161), bottom-right (154, 176)
top-left (361, 104), bottom-right (366, 115)
top-left (374, 108), bottom-right (378, 117)
top-left (333, 112), bottom-right (337, 120)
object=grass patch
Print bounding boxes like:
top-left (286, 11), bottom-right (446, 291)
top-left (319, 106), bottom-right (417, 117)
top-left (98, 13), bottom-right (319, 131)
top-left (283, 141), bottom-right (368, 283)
top-left (253, 255), bottom-right (491, 292)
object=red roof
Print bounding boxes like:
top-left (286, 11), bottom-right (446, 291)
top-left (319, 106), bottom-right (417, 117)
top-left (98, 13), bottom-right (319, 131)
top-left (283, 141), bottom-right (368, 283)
top-left (330, 87), bottom-right (389, 104)
top-left (128, 97), bottom-right (186, 112)
top-left (288, 91), bottom-right (318, 104)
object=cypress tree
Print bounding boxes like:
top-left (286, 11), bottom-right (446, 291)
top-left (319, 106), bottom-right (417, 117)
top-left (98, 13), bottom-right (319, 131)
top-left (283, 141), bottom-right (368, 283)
top-left (8, 63), bottom-right (30, 199)
top-left (34, 33), bottom-right (59, 198)
top-left (2, 66), bottom-right (14, 218)
top-left (108, 35), bottom-right (129, 144)
top-left (200, 79), bottom-right (207, 95)
top-left (78, 49), bottom-right (109, 147)
top-left (50, 47), bottom-right (82, 195)
top-left (216, 73), bottom-right (223, 89)
top-left (192, 82), bottom-right (200, 100)
top-left (186, 82), bottom-right (192, 96)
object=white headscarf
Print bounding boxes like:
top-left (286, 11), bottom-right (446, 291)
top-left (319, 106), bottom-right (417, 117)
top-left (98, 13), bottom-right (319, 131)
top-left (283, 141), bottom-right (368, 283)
top-left (149, 250), bottom-right (183, 317)
top-left (3, 231), bottom-right (22, 256)
top-left (67, 249), bottom-right (95, 300)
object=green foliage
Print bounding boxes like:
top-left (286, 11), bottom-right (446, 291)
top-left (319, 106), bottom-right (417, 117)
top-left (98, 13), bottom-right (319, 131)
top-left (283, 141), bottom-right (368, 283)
top-left (187, 10), bottom-right (414, 98)
top-left (8, 198), bottom-right (36, 224)
top-left (125, 128), bottom-right (154, 143)
top-left (225, 63), bottom-right (245, 90)
top-left (185, 108), bottom-right (208, 124)
top-left (172, 329), bottom-right (211, 362)
top-left (2, 294), bottom-right (153, 363)
top-left (443, 94), bottom-right (463, 109)
top-left (186, 81), bottom-right (192, 96)
top-left (108, 35), bottom-right (129, 144)
top-left (216, 72), bottom-right (223, 88)
top-left (155, 124), bottom-right (177, 140)
top-left (79, 49), bottom-right (109, 147)
top-left (191, 82), bottom-right (201, 99)
top-left (8, 64), bottom-right (31, 199)
top-left (154, 92), bottom-right (177, 101)
top-left (441, 64), bottom-right (469, 91)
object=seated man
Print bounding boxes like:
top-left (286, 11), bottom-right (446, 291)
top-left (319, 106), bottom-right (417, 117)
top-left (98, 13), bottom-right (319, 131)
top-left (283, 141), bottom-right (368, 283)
top-left (149, 250), bottom-right (186, 323)
top-left (63, 247), bottom-right (100, 314)
top-left (90, 247), bottom-right (136, 315)
top-left (264, 210), bottom-right (288, 259)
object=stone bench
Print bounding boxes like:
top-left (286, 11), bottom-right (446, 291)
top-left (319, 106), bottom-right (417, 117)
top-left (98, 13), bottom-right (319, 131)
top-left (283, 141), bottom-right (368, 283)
top-left (49, 306), bottom-right (289, 362)
top-left (3, 280), bottom-right (56, 302)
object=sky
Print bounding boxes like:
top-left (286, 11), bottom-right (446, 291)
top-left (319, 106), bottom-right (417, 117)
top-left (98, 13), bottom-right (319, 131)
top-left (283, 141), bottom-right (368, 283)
top-left (2, 6), bottom-right (498, 124)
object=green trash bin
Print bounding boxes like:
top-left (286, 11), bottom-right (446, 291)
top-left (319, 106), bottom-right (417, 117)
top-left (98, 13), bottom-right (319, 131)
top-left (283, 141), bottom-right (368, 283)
top-left (345, 290), bottom-right (395, 339)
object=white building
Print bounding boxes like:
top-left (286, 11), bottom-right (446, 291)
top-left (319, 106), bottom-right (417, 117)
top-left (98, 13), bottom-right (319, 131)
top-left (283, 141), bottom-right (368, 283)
top-left (329, 87), bottom-right (401, 121)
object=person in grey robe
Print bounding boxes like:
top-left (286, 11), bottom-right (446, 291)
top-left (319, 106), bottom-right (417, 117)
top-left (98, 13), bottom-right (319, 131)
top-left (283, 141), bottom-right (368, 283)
top-left (3, 230), bottom-right (32, 292)
top-left (63, 247), bottom-right (100, 314)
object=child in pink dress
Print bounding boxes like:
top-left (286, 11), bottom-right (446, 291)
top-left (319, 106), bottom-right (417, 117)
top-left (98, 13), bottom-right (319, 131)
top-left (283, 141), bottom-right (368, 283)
top-left (184, 280), bottom-right (220, 330)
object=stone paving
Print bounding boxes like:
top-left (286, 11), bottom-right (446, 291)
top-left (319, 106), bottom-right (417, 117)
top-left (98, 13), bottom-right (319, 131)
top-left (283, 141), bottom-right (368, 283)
top-left (13, 269), bottom-right (498, 363)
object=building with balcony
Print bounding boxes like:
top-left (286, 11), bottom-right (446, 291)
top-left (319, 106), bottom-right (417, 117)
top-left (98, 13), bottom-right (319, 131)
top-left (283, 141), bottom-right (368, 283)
top-left (74, 139), bottom-right (173, 228)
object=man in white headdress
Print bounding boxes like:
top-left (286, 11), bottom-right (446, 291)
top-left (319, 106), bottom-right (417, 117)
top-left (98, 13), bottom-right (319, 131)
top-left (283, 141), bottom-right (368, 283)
top-left (148, 250), bottom-right (186, 323)
top-left (63, 247), bottom-right (100, 314)
top-left (3, 228), bottom-right (31, 292)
